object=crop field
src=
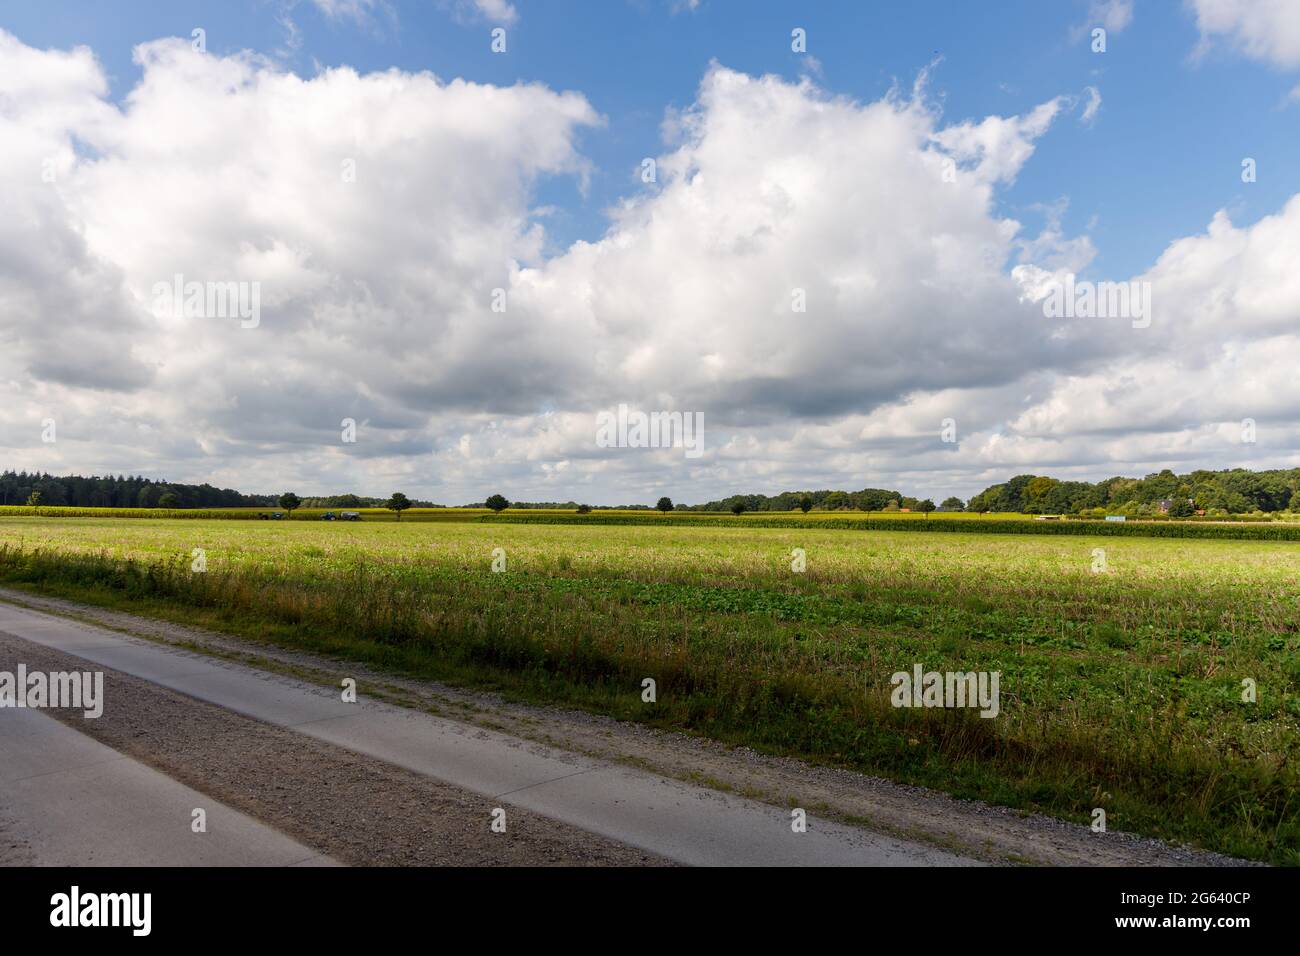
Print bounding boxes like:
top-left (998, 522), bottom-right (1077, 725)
top-left (4, 504), bottom-right (1297, 539)
top-left (1, 515), bottom-right (1297, 863)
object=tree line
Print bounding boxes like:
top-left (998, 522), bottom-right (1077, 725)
top-left (297, 494), bottom-right (440, 508)
top-left (9, 466), bottom-right (1299, 517)
top-left (685, 487), bottom-right (942, 514)
top-left (0, 473), bottom-right (448, 511)
top-left (965, 469), bottom-right (1300, 516)
top-left (649, 469), bottom-right (1300, 516)
top-left (0, 471), bottom-right (270, 509)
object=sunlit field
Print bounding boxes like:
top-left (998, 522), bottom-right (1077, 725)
top-left (1, 515), bottom-right (1297, 862)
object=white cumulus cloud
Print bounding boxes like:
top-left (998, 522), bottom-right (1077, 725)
top-left (1188, 0), bottom-right (1300, 68)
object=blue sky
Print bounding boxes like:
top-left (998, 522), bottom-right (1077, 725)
top-left (3, 1), bottom-right (1300, 503)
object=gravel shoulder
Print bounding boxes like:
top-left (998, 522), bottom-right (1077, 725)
top-left (0, 585), bottom-right (1256, 867)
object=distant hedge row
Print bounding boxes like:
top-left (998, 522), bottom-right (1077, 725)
top-left (477, 512), bottom-right (1300, 541)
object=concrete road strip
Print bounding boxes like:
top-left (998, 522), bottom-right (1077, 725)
top-left (0, 602), bottom-right (979, 866)
top-left (0, 706), bottom-right (336, 867)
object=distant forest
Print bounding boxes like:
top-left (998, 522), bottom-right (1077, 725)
top-left (0, 472), bottom-right (441, 510)
top-left (5, 467), bottom-right (1299, 516)
top-left (964, 469), bottom-right (1300, 516)
top-left (693, 469), bottom-right (1300, 516)
top-left (687, 488), bottom-right (908, 513)
top-left (1, 471), bottom-right (271, 509)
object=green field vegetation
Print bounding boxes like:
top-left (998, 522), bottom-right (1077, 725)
top-left (481, 511), bottom-right (1300, 540)
top-left (4, 503), bottom-right (1298, 539)
top-left (0, 515), bottom-right (1296, 863)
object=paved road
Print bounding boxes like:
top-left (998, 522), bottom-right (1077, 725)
top-left (0, 601), bottom-right (979, 866)
top-left (0, 706), bottom-right (336, 866)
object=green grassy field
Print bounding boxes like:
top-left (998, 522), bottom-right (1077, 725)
top-left (3, 504), bottom-right (1295, 538)
top-left (1, 514), bottom-right (1296, 862)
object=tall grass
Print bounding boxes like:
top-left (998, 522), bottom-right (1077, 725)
top-left (0, 533), bottom-right (1294, 864)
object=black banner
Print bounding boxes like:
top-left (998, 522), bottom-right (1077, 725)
top-left (0, 865), bottom-right (1282, 942)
